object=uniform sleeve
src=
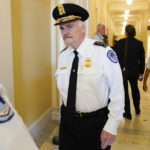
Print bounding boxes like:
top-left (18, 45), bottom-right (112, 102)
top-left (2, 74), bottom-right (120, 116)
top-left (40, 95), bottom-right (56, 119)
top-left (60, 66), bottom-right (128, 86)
top-left (139, 41), bottom-right (145, 74)
top-left (103, 47), bottom-right (124, 135)
top-left (0, 84), bottom-right (39, 150)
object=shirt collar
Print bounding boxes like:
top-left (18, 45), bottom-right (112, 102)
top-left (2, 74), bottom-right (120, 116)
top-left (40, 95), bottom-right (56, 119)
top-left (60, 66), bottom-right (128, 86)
top-left (68, 37), bottom-right (94, 56)
top-left (76, 37), bottom-right (90, 57)
top-left (67, 37), bottom-right (89, 57)
top-left (97, 32), bottom-right (103, 39)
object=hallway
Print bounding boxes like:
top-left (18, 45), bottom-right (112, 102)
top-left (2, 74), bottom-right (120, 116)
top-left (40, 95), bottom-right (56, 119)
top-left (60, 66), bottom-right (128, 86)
top-left (39, 78), bottom-right (150, 150)
top-left (1, 1), bottom-right (150, 150)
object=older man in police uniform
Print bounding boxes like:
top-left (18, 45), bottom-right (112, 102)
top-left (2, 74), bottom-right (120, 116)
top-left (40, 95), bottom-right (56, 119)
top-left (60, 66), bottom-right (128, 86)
top-left (0, 84), bottom-right (38, 150)
top-left (92, 24), bottom-right (107, 44)
top-left (53, 3), bottom-right (124, 150)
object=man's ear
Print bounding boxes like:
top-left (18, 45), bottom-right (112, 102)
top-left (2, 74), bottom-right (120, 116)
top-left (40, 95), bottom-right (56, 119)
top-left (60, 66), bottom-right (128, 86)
top-left (81, 24), bottom-right (85, 33)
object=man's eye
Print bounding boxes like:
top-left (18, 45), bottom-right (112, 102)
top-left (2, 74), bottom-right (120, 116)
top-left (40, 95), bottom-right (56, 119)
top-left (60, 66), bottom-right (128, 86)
top-left (60, 27), bottom-right (64, 30)
top-left (67, 25), bottom-right (73, 29)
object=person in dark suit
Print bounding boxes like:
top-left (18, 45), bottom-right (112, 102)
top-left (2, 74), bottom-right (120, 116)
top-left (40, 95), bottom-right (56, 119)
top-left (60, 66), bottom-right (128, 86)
top-left (115, 24), bottom-right (145, 120)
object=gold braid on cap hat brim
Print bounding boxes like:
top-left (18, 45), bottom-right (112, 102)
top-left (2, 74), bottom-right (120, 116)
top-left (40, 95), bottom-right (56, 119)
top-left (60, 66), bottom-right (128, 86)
top-left (55, 15), bottom-right (81, 24)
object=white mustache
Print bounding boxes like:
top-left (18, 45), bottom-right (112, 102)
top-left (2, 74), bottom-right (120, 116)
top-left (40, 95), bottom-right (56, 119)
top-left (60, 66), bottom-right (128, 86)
top-left (63, 35), bottom-right (72, 40)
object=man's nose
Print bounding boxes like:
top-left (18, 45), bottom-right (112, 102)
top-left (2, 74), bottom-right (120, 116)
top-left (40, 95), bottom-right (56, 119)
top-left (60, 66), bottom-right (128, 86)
top-left (63, 27), bottom-right (70, 34)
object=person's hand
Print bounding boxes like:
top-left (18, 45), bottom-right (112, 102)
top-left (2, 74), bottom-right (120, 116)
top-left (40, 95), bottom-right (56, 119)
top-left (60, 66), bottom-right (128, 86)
top-left (143, 83), bottom-right (147, 91)
top-left (100, 130), bottom-right (116, 149)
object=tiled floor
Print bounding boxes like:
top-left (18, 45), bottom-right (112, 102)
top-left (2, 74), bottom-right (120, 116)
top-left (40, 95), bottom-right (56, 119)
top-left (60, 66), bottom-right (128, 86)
top-left (39, 78), bottom-right (150, 150)
top-left (112, 79), bottom-right (150, 150)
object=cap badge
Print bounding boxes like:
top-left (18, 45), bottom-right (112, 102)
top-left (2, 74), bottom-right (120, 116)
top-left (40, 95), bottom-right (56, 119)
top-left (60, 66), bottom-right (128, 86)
top-left (85, 57), bottom-right (91, 67)
top-left (58, 4), bottom-right (66, 16)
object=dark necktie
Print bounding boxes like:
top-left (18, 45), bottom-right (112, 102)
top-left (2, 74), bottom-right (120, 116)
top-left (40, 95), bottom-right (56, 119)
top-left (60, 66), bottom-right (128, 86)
top-left (66, 50), bottom-right (79, 114)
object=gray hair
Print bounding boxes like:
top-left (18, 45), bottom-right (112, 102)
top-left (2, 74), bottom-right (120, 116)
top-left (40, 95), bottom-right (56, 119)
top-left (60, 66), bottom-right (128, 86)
top-left (76, 20), bottom-right (84, 27)
top-left (96, 23), bottom-right (105, 31)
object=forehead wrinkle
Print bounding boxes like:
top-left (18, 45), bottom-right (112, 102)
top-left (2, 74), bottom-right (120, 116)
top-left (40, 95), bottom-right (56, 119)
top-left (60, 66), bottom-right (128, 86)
top-left (60, 22), bottom-right (72, 28)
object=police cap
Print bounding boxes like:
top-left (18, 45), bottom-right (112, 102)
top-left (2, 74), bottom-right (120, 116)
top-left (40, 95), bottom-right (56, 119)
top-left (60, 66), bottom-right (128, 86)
top-left (52, 3), bottom-right (89, 25)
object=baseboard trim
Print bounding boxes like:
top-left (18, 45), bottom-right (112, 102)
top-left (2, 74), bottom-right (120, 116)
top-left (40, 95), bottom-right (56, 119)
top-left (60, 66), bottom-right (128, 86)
top-left (28, 107), bottom-right (52, 132)
top-left (28, 107), bottom-right (59, 148)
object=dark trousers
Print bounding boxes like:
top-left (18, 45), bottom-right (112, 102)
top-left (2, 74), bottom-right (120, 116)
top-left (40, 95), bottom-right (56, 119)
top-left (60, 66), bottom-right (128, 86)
top-left (59, 105), bottom-right (111, 150)
top-left (124, 76), bottom-right (140, 115)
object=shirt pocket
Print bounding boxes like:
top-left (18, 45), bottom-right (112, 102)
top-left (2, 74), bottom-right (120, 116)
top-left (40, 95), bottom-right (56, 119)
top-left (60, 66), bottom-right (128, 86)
top-left (78, 67), bottom-right (97, 90)
top-left (55, 68), bottom-right (70, 91)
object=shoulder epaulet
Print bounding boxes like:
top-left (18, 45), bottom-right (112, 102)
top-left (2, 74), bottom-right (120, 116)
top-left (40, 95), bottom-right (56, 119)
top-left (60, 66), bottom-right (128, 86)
top-left (60, 46), bottom-right (68, 54)
top-left (93, 41), bottom-right (108, 48)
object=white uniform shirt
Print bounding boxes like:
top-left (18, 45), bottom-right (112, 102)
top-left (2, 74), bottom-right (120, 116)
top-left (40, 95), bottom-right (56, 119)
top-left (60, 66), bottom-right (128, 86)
top-left (55, 37), bottom-right (124, 135)
top-left (0, 84), bottom-right (38, 150)
top-left (146, 56), bottom-right (150, 69)
top-left (92, 32), bottom-right (104, 43)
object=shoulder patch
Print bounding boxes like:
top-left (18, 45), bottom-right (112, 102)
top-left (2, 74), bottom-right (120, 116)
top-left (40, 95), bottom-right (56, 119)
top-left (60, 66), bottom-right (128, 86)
top-left (60, 46), bottom-right (68, 53)
top-left (107, 50), bottom-right (118, 63)
top-left (93, 41), bottom-right (108, 48)
top-left (0, 96), bottom-right (14, 123)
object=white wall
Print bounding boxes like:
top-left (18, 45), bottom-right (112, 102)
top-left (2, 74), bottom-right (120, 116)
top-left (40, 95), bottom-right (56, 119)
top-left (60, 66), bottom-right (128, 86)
top-left (0, 0), bottom-right (14, 104)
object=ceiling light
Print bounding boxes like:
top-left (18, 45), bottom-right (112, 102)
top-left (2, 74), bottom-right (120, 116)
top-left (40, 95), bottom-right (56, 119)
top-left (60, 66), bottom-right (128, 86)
top-left (122, 27), bottom-right (125, 35)
top-left (123, 21), bottom-right (127, 27)
top-left (126, 0), bottom-right (132, 5)
top-left (125, 10), bottom-right (130, 15)
top-left (148, 19), bottom-right (150, 22)
top-left (124, 16), bottom-right (128, 20)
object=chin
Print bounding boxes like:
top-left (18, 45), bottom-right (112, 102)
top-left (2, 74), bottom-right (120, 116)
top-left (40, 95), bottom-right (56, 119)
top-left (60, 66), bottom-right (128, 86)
top-left (64, 40), bottom-right (72, 46)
